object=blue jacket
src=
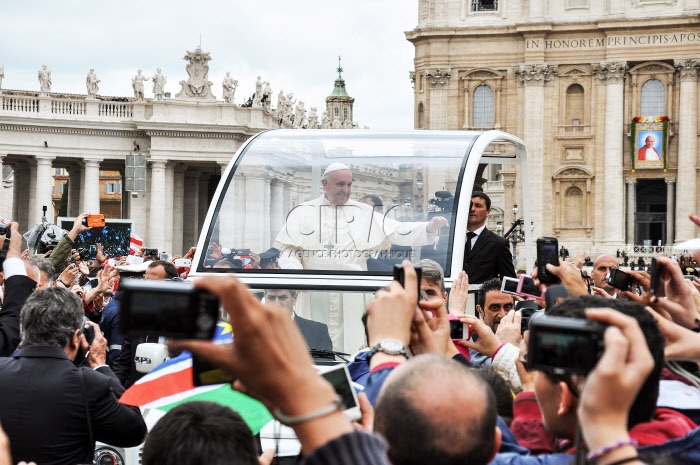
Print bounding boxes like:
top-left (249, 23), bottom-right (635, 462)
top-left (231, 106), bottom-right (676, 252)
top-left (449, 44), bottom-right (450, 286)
top-left (99, 291), bottom-right (123, 366)
top-left (347, 350), bottom-right (370, 387)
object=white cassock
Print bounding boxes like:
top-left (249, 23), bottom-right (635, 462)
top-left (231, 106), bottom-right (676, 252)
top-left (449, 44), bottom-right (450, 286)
top-left (274, 195), bottom-right (438, 353)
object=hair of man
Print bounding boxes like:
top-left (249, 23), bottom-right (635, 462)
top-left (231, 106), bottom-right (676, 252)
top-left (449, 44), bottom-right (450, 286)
top-left (20, 287), bottom-right (83, 349)
top-left (477, 278), bottom-right (503, 309)
top-left (471, 191), bottom-right (492, 210)
top-left (546, 294), bottom-right (664, 428)
top-left (146, 260), bottom-right (178, 279)
top-left (416, 258), bottom-right (446, 294)
top-left (29, 257), bottom-right (56, 283)
top-left (141, 401), bottom-right (259, 465)
top-left (474, 366), bottom-right (515, 427)
top-left (374, 354), bottom-right (498, 465)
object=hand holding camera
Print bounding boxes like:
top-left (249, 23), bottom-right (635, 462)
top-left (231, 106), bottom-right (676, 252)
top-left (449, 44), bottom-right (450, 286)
top-left (81, 321), bottom-right (108, 368)
top-left (577, 308), bottom-right (654, 456)
top-left (410, 297), bottom-right (460, 358)
top-left (455, 314), bottom-right (502, 358)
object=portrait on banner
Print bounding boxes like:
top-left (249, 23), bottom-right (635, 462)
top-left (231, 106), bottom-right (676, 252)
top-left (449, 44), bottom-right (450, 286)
top-left (631, 116), bottom-right (667, 170)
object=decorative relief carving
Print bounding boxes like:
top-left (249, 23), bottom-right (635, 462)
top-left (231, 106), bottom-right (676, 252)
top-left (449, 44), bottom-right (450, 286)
top-left (674, 59), bottom-right (700, 81)
top-left (592, 62), bottom-right (628, 84)
top-left (426, 68), bottom-right (452, 87)
top-left (513, 64), bottom-right (557, 86)
top-left (175, 46), bottom-right (216, 100)
top-left (409, 71), bottom-right (416, 88)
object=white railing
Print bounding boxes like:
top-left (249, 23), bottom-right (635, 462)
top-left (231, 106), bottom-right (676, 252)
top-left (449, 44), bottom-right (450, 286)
top-left (556, 124), bottom-right (591, 133)
top-left (51, 99), bottom-right (86, 115)
top-left (99, 102), bottom-right (133, 118)
top-left (485, 180), bottom-right (504, 191)
top-left (1, 96), bottom-right (39, 113)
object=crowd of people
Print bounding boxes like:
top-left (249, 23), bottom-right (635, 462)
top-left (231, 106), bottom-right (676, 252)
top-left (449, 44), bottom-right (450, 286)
top-left (0, 196), bottom-right (700, 465)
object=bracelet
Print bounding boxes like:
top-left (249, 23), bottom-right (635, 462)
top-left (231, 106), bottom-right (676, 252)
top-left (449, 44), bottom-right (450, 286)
top-left (604, 456), bottom-right (641, 465)
top-left (586, 438), bottom-right (638, 461)
top-left (273, 394), bottom-right (343, 426)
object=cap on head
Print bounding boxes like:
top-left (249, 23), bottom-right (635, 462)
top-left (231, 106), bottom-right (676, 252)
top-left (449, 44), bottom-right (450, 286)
top-left (323, 163), bottom-right (350, 177)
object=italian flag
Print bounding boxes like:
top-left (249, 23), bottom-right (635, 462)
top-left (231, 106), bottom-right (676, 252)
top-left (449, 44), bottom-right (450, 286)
top-left (119, 322), bottom-right (272, 434)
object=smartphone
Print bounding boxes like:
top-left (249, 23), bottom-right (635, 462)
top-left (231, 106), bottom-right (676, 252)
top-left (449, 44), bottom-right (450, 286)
top-left (393, 264), bottom-right (422, 301)
top-left (607, 267), bottom-right (634, 292)
top-left (319, 364), bottom-right (361, 422)
top-left (501, 277), bottom-right (519, 296)
top-left (527, 315), bottom-right (606, 375)
top-left (448, 317), bottom-right (470, 340)
top-left (649, 258), bottom-right (665, 297)
top-left (174, 258), bottom-right (192, 268)
top-left (83, 214), bottom-right (106, 228)
top-left (119, 279), bottom-right (219, 339)
top-left (536, 237), bottom-right (559, 285)
top-left (144, 248), bottom-right (159, 257)
top-left (192, 346), bottom-right (234, 386)
top-left (517, 274), bottom-right (544, 300)
top-left (515, 300), bottom-right (542, 334)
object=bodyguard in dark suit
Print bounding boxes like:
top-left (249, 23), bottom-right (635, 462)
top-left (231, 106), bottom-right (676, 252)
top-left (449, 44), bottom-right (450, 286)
top-left (264, 289), bottom-right (332, 351)
top-left (462, 192), bottom-right (516, 284)
top-left (0, 287), bottom-right (146, 465)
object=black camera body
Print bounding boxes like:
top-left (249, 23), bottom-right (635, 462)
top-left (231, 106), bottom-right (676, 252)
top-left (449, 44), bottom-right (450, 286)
top-left (393, 264), bottom-right (422, 301)
top-left (607, 267), bottom-right (634, 292)
top-left (119, 279), bottom-right (219, 339)
top-left (143, 248), bottom-right (159, 257)
top-left (83, 324), bottom-right (95, 346)
top-left (515, 300), bottom-right (543, 334)
top-left (527, 315), bottom-right (606, 375)
top-left (77, 248), bottom-right (91, 260)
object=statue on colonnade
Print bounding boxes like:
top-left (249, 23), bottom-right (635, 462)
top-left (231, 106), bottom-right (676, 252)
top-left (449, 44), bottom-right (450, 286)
top-left (38, 65), bottom-right (51, 95)
top-left (152, 68), bottom-right (167, 101)
top-left (86, 69), bottom-right (100, 99)
top-left (222, 72), bottom-right (238, 103)
top-left (132, 70), bottom-right (149, 101)
top-left (308, 107), bottom-right (318, 129)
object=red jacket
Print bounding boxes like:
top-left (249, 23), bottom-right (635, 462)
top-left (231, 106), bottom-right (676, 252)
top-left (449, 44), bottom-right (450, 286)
top-left (511, 391), bottom-right (697, 455)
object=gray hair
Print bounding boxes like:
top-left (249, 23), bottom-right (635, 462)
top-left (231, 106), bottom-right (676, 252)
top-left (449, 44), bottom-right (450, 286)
top-left (20, 287), bottom-right (83, 348)
top-left (29, 257), bottom-right (56, 283)
top-left (416, 258), bottom-right (445, 294)
top-left (23, 261), bottom-right (41, 284)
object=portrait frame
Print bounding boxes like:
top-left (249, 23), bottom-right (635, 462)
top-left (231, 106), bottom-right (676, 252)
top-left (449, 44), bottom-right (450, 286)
top-left (630, 116), bottom-right (668, 171)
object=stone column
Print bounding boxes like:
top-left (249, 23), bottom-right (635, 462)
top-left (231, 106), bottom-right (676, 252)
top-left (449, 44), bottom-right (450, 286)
top-left (270, 181), bottom-right (285, 247)
top-left (665, 178), bottom-right (676, 245)
top-left (514, 63), bottom-right (557, 238)
top-left (13, 167), bottom-right (30, 230)
top-left (197, 174), bottom-right (209, 240)
top-left (28, 163), bottom-right (37, 228)
top-left (67, 165), bottom-right (82, 217)
top-left (593, 62), bottom-right (628, 245)
top-left (244, 174), bottom-right (267, 252)
top-left (462, 85), bottom-right (470, 129)
top-left (148, 160), bottom-right (167, 249)
top-left (0, 155), bottom-right (6, 218)
top-left (172, 166), bottom-right (186, 255)
top-left (625, 178), bottom-right (636, 245)
top-left (674, 59), bottom-right (699, 242)
top-left (426, 68), bottom-right (451, 129)
top-left (162, 162), bottom-right (175, 254)
top-left (215, 162), bottom-right (236, 248)
top-left (82, 159), bottom-right (102, 214)
top-left (182, 171), bottom-right (200, 251)
top-left (33, 156), bottom-right (55, 225)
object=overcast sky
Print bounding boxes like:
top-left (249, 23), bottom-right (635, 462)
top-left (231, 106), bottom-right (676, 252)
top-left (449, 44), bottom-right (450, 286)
top-left (0, 0), bottom-right (419, 129)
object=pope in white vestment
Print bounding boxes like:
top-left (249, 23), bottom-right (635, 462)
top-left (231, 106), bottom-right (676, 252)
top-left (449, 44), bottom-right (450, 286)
top-left (274, 163), bottom-right (449, 352)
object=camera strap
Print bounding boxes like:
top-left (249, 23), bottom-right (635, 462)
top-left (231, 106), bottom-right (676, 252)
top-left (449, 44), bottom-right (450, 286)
top-left (78, 368), bottom-right (95, 455)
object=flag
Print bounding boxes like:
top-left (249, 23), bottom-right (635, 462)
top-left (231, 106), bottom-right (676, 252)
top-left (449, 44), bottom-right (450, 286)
top-left (119, 322), bottom-right (272, 434)
top-left (129, 233), bottom-right (143, 255)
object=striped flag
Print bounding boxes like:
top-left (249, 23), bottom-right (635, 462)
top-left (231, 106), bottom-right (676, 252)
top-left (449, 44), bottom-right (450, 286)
top-left (129, 233), bottom-right (143, 254)
top-left (119, 322), bottom-right (272, 434)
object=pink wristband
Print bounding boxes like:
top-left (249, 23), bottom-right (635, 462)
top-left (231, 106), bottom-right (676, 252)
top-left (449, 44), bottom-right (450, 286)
top-left (586, 438), bottom-right (638, 461)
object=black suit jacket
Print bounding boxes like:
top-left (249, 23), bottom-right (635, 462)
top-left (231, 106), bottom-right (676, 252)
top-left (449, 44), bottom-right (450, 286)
top-left (0, 345), bottom-right (146, 465)
top-left (462, 227), bottom-right (516, 284)
top-left (295, 314), bottom-right (333, 351)
top-left (0, 275), bottom-right (36, 357)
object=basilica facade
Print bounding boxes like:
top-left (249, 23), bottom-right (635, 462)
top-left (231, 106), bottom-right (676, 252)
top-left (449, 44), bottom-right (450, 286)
top-left (408, 0), bottom-right (700, 253)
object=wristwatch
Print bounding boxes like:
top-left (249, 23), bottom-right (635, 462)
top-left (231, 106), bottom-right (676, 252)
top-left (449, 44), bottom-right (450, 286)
top-left (367, 338), bottom-right (409, 362)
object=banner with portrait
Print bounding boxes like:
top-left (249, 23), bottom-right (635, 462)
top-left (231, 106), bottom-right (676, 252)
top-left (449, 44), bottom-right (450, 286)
top-left (630, 116), bottom-right (668, 172)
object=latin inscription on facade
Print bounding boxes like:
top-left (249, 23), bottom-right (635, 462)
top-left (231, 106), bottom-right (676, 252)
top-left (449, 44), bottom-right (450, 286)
top-left (525, 32), bottom-right (700, 50)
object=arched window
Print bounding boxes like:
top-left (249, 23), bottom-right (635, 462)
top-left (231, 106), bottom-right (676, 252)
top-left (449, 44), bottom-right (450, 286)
top-left (418, 103), bottom-right (425, 129)
top-left (472, 85), bottom-right (494, 128)
top-left (343, 108), bottom-right (348, 120)
top-left (640, 79), bottom-right (665, 116)
top-left (565, 84), bottom-right (584, 125)
top-left (334, 108), bottom-right (339, 117)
